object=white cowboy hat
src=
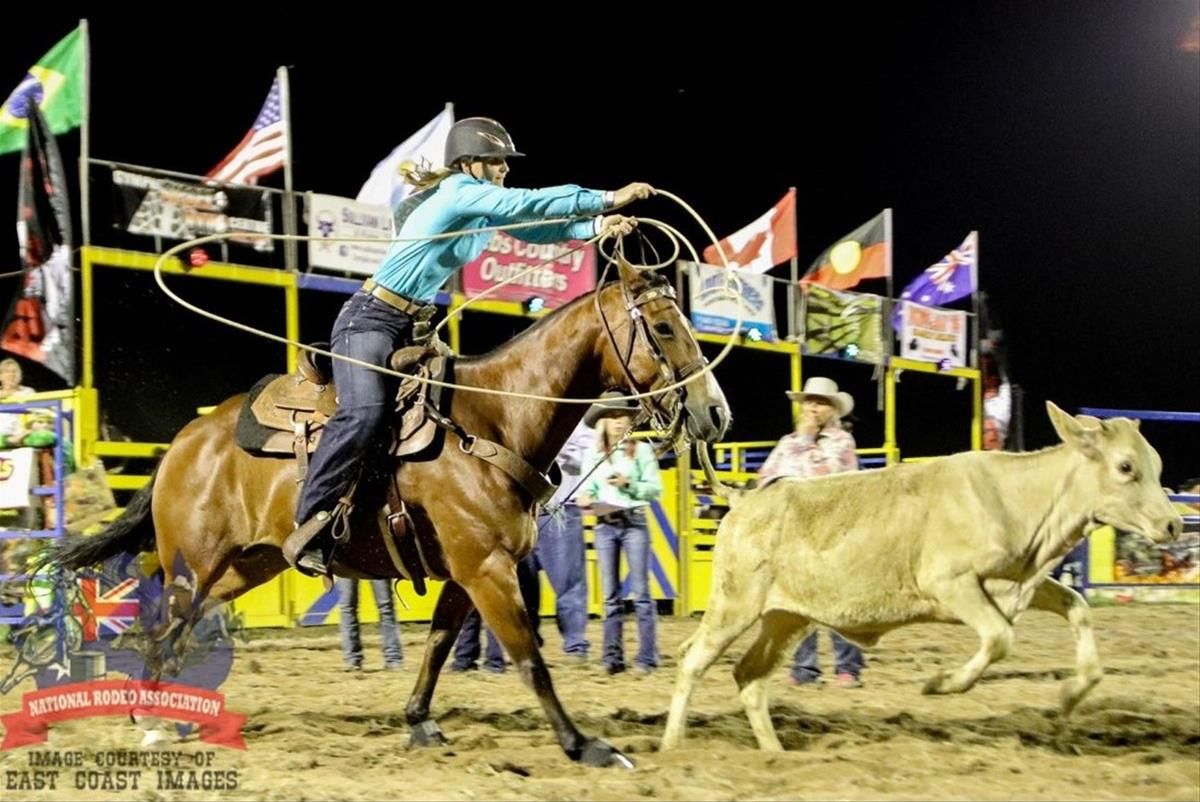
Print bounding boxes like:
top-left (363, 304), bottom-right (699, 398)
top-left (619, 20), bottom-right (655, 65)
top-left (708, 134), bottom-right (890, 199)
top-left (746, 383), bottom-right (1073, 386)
top-left (785, 377), bottom-right (854, 419)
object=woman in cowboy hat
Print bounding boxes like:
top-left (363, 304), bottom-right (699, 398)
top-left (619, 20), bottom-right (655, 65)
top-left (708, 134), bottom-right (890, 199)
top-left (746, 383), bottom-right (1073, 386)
top-left (758, 376), bottom-right (858, 486)
top-left (758, 376), bottom-right (866, 688)
top-left (576, 392), bottom-right (663, 676)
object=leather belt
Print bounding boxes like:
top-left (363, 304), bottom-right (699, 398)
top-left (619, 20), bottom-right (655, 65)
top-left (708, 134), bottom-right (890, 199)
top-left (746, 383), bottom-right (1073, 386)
top-left (362, 279), bottom-right (434, 320)
top-left (597, 508), bottom-right (646, 525)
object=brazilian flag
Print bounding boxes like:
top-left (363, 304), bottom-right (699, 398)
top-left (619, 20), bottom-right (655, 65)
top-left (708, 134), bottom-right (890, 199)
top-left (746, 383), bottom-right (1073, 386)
top-left (0, 28), bottom-right (85, 156)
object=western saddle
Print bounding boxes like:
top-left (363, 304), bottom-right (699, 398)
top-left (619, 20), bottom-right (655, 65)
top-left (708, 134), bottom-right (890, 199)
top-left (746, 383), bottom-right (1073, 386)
top-left (243, 341), bottom-right (561, 592)
top-left (244, 342), bottom-right (449, 592)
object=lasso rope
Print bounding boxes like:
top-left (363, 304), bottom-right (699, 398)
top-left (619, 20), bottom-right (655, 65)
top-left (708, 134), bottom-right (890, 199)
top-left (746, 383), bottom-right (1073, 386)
top-left (150, 189), bottom-right (747, 407)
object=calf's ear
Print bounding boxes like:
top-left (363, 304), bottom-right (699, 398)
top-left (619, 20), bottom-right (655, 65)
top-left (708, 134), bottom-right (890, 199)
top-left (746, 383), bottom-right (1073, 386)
top-left (1046, 401), bottom-right (1102, 459)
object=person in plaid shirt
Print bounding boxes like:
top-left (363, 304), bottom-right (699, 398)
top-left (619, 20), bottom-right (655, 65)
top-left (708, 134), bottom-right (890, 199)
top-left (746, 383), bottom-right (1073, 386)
top-left (758, 376), bottom-right (866, 688)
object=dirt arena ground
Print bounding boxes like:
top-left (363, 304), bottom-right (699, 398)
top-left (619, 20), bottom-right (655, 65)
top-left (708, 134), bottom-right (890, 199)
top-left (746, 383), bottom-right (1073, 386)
top-left (1, 602), bottom-right (1197, 801)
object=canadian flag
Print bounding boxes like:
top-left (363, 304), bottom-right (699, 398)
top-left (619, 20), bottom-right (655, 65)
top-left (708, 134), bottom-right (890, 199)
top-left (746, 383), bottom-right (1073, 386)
top-left (702, 189), bottom-right (797, 273)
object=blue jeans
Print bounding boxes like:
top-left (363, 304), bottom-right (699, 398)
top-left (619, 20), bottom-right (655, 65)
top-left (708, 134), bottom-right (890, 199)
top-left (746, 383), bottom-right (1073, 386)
top-left (295, 291), bottom-right (412, 523)
top-left (337, 578), bottom-right (403, 668)
top-left (452, 552), bottom-right (541, 671)
top-left (791, 629), bottom-right (863, 681)
top-left (1051, 540), bottom-right (1089, 589)
top-left (595, 509), bottom-right (657, 670)
top-left (535, 505), bottom-right (590, 656)
top-left (452, 610), bottom-right (506, 672)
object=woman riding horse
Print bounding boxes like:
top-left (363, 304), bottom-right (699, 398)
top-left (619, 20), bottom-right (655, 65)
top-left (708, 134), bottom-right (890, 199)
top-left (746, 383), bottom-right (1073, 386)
top-left (45, 257), bottom-right (729, 768)
top-left (288, 116), bottom-right (654, 576)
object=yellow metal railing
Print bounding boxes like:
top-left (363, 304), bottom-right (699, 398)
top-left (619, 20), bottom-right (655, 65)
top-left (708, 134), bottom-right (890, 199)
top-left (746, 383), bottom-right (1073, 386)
top-left (71, 245), bottom-right (989, 624)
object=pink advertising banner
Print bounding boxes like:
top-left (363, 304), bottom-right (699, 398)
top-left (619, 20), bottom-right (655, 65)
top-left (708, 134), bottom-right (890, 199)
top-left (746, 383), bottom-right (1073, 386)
top-left (460, 232), bottom-right (596, 308)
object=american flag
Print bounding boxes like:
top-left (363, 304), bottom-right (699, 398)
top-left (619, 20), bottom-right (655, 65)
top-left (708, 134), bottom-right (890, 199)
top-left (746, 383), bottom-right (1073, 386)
top-left (206, 74), bottom-right (288, 185)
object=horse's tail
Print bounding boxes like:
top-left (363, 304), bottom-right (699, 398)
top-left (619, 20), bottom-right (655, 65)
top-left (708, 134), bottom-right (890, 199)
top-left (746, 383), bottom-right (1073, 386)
top-left (40, 468), bottom-right (159, 572)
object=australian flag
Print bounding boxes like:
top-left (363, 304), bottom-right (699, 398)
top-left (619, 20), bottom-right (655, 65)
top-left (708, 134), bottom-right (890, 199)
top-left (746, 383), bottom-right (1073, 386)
top-left (894, 231), bottom-right (976, 329)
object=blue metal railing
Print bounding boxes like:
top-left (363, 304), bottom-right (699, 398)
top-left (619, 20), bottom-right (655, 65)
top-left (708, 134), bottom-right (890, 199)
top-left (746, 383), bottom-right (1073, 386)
top-left (0, 398), bottom-right (73, 624)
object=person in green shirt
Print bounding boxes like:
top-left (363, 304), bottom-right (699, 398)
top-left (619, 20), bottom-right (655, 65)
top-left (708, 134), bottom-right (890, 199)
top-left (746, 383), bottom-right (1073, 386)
top-left (576, 392), bottom-right (662, 675)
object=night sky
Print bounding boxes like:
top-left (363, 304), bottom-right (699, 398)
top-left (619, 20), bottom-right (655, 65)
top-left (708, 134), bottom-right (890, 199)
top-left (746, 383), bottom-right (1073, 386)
top-left (3, 3), bottom-right (1198, 485)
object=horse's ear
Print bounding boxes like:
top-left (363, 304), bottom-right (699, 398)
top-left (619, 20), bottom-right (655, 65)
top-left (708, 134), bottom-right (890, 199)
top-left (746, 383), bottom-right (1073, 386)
top-left (616, 254), bottom-right (646, 289)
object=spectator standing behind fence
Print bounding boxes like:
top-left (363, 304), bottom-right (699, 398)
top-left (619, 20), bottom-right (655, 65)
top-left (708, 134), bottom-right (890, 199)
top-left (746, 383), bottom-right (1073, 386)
top-left (575, 392), bottom-right (662, 676)
top-left (534, 419), bottom-right (594, 662)
top-left (0, 358), bottom-right (35, 448)
top-left (758, 377), bottom-right (866, 689)
top-left (335, 578), bottom-right (403, 672)
top-left (452, 425), bottom-right (595, 672)
top-left (451, 554), bottom-right (541, 674)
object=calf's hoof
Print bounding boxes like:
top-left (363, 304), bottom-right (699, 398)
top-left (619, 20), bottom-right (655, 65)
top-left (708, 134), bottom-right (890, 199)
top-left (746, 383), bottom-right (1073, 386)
top-left (922, 673), bottom-right (951, 695)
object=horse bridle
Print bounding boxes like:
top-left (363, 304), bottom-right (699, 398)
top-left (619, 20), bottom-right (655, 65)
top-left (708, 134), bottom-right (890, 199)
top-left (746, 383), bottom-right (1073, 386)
top-left (595, 276), bottom-right (709, 443)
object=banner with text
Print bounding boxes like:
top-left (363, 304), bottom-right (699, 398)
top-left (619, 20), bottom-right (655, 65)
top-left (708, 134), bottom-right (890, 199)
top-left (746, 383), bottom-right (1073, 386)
top-left (898, 301), bottom-right (968, 367)
top-left (460, 232), bottom-right (596, 308)
top-left (306, 193), bottom-right (393, 275)
top-left (685, 260), bottom-right (777, 341)
top-left (109, 168), bottom-right (274, 252)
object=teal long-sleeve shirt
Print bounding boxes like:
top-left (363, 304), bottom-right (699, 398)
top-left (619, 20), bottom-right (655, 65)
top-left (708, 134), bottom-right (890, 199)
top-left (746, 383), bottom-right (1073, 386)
top-left (580, 441), bottom-right (662, 509)
top-left (373, 173), bottom-right (608, 302)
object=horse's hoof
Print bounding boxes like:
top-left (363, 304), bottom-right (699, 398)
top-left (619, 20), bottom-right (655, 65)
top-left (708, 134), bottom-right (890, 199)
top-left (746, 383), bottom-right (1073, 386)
top-left (578, 738), bottom-right (635, 769)
top-left (409, 720), bottom-right (448, 748)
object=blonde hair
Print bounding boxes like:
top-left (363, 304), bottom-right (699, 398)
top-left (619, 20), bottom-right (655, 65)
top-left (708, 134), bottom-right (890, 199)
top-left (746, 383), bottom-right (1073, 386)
top-left (398, 158), bottom-right (457, 191)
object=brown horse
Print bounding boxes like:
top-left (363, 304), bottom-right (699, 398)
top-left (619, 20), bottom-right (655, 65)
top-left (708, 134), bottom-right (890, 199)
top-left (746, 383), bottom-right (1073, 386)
top-left (46, 259), bottom-right (730, 767)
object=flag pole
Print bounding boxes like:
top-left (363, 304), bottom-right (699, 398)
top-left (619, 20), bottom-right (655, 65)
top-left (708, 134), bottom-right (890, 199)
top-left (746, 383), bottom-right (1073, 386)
top-left (970, 229), bottom-right (980, 368)
top-left (787, 186), bottom-right (798, 341)
top-left (78, 19), bottom-right (91, 250)
top-left (971, 229), bottom-right (982, 451)
top-left (883, 207), bottom-right (894, 346)
top-left (880, 207), bottom-right (894, 412)
top-left (280, 65), bottom-right (297, 272)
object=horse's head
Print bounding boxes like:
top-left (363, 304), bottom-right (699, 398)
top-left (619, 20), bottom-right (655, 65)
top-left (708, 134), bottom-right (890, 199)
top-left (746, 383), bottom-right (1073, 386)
top-left (595, 257), bottom-right (730, 443)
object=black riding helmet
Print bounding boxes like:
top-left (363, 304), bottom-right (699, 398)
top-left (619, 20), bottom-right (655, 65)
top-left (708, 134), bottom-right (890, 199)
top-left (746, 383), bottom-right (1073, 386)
top-left (444, 117), bottom-right (525, 167)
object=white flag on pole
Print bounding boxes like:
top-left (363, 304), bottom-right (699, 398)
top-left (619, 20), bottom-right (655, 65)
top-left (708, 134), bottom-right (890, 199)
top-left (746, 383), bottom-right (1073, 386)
top-left (356, 106), bottom-right (454, 210)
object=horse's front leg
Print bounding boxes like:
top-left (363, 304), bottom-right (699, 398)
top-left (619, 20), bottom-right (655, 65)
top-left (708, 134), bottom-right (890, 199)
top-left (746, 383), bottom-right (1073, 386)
top-left (404, 580), bottom-right (473, 747)
top-left (467, 553), bottom-right (634, 769)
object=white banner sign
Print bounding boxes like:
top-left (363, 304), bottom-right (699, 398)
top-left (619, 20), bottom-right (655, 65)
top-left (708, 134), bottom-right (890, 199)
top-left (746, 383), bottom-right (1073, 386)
top-left (686, 261), bottom-right (777, 341)
top-left (307, 193), bottom-right (394, 275)
top-left (899, 301), bottom-right (968, 367)
top-left (0, 447), bottom-right (36, 509)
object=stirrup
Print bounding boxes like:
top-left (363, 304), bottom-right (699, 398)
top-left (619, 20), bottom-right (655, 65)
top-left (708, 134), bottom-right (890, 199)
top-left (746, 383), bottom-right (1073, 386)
top-left (283, 511), bottom-right (334, 576)
top-left (297, 549), bottom-right (330, 578)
